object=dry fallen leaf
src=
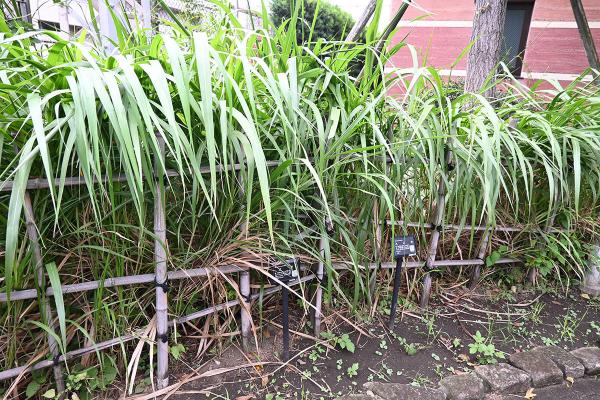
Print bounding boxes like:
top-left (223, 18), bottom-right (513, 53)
top-left (524, 388), bottom-right (536, 399)
top-left (261, 375), bottom-right (269, 387)
top-left (581, 293), bottom-right (591, 300)
top-left (566, 376), bottom-right (575, 387)
top-left (236, 396), bottom-right (255, 400)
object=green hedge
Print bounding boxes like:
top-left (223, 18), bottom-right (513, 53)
top-left (271, 0), bottom-right (354, 41)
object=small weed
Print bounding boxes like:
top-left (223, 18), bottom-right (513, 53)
top-left (396, 335), bottom-right (420, 356)
top-left (590, 321), bottom-right (600, 336)
top-left (346, 363), bottom-right (359, 378)
top-left (528, 302), bottom-right (545, 325)
top-left (321, 332), bottom-right (355, 353)
top-left (434, 363), bottom-right (445, 380)
top-left (542, 336), bottom-right (558, 346)
top-left (309, 344), bottom-right (325, 362)
top-left (381, 362), bottom-right (393, 377)
top-left (169, 343), bottom-right (186, 360)
top-left (468, 331), bottom-right (505, 364)
top-left (452, 338), bottom-right (462, 348)
top-left (555, 309), bottom-right (581, 342)
top-left (423, 313), bottom-right (441, 342)
top-left (410, 374), bottom-right (432, 387)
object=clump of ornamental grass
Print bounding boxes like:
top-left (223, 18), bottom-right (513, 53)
top-left (0, 0), bottom-right (599, 396)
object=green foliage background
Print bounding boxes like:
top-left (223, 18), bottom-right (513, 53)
top-left (270, 0), bottom-right (354, 41)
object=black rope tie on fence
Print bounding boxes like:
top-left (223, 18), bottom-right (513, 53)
top-left (155, 278), bottom-right (169, 293)
top-left (52, 354), bottom-right (61, 366)
top-left (156, 332), bottom-right (169, 343)
top-left (242, 292), bottom-right (252, 303)
top-left (315, 271), bottom-right (327, 285)
top-left (430, 224), bottom-right (443, 232)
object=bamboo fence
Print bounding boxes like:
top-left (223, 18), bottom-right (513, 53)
top-left (0, 155), bottom-right (546, 389)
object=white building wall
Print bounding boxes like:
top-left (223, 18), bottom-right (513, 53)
top-left (27, 0), bottom-right (396, 36)
top-left (327, 0), bottom-right (393, 27)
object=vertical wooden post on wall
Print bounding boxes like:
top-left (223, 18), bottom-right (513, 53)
top-left (23, 191), bottom-right (66, 395)
top-left (420, 148), bottom-right (453, 308)
top-left (154, 137), bottom-right (169, 389)
top-left (240, 270), bottom-right (252, 351)
top-left (469, 229), bottom-right (492, 289)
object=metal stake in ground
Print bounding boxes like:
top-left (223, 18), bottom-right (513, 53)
top-left (281, 281), bottom-right (290, 361)
top-left (389, 235), bottom-right (417, 330)
top-left (270, 259), bottom-right (299, 362)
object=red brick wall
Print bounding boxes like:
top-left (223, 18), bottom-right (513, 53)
top-left (530, 0), bottom-right (600, 20)
top-left (524, 28), bottom-right (600, 74)
top-left (388, 0), bottom-right (600, 82)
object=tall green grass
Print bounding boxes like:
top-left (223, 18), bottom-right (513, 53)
top-left (0, 0), bottom-right (599, 395)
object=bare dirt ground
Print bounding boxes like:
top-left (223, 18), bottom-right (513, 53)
top-left (157, 285), bottom-right (600, 400)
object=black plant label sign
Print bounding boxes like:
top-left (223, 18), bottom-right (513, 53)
top-left (269, 259), bottom-right (299, 284)
top-left (394, 235), bottom-right (417, 258)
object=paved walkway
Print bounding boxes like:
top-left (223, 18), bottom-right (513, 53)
top-left (337, 346), bottom-right (600, 400)
top-left (532, 379), bottom-right (600, 399)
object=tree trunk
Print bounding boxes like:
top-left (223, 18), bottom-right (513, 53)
top-left (464, 0), bottom-right (508, 98)
top-left (345, 0), bottom-right (377, 42)
top-left (570, 0), bottom-right (600, 73)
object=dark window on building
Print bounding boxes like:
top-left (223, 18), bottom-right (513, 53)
top-left (502, 0), bottom-right (534, 77)
top-left (38, 20), bottom-right (82, 36)
top-left (70, 25), bottom-right (82, 35)
top-left (38, 20), bottom-right (61, 31)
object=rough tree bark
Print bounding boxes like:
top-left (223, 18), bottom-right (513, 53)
top-left (464, 0), bottom-right (508, 97)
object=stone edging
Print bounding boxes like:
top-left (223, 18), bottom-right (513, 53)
top-left (335, 346), bottom-right (600, 400)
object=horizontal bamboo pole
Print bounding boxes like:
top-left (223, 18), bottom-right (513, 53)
top-left (0, 257), bottom-right (520, 304)
top-left (0, 154), bottom-right (396, 193)
top-left (384, 219), bottom-right (565, 234)
top-left (0, 251), bottom-right (520, 381)
top-left (0, 162), bottom-right (275, 192)
top-left (0, 265), bottom-right (244, 302)
top-left (0, 274), bottom-right (316, 382)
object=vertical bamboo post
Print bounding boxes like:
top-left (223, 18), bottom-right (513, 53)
top-left (369, 200), bottom-right (383, 297)
top-left (469, 228), bottom-right (491, 289)
top-left (240, 270), bottom-right (252, 351)
top-left (154, 137), bottom-right (169, 389)
top-left (420, 148), bottom-right (453, 308)
top-left (23, 191), bottom-right (66, 395)
top-left (313, 227), bottom-right (327, 337)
